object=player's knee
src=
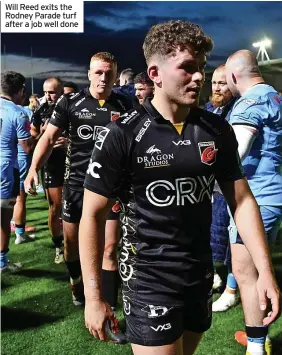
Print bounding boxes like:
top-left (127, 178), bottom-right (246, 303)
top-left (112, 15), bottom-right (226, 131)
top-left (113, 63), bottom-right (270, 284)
top-left (49, 202), bottom-right (62, 217)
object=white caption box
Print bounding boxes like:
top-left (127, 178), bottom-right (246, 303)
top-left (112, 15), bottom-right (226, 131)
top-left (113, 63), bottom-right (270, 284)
top-left (1, 0), bottom-right (84, 33)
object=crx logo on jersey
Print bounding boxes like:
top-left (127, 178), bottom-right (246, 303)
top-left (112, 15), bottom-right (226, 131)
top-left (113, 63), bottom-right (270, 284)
top-left (198, 141), bottom-right (218, 166)
top-left (146, 175), bottom-right (214, 207)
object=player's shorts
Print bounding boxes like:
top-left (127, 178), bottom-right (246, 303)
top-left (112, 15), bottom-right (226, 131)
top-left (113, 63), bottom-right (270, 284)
top-left (0, 162), bottom-right (20, 199)
top-left (229, 205), bottom-right (282, 246)
top-left (18, 158), bottom-right (31, 191)
top-left (62, 186), bottom-right (120, 223)
top-left (44, 163), bottom-right (65, 189)
top-left (210, 192), bottom-right (231, 265)
top-left (123, 290), bottom-right (213, 346)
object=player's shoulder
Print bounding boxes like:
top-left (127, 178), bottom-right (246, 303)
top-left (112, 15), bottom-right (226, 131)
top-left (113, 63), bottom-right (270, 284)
top-left (193, 107), bottom-right (231, 136)
top-left (60, 89), bottom-right (87, 107)
top-left (110, 91), bottom-right (136, 110)
top-left (106, 104), bottom-right (149, 137)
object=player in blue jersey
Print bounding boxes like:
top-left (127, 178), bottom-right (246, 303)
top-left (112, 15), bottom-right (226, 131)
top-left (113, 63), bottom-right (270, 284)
top-left (225, 50), bottom-right (282, 355)
top-left (0, 71), bottom-right (34, 272)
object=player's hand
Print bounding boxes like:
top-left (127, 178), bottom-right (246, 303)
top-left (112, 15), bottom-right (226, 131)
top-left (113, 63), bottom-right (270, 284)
top-left (85, 299), bottom-right (117, 342)
top-left (256, 271), bottom-right (281, 325)
top-left (24, 168), bottom-right (39, 195)
top-left (53, 137), bottom-right (68, 149)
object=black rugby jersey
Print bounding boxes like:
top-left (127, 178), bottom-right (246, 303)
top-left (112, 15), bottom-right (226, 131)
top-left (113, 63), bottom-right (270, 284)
top-left (84, 98), bottom-right (245, 305)
top-left (32, 100), bottom-right (66, 169)
top-left (49, 88), bottom-right (133, 190)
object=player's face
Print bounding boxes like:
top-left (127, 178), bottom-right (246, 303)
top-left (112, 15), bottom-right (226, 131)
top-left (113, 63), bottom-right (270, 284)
top-left (29, 97), bottom-right (38, 109)
top-left (153, 48), bottom-right (206, 106)
top-left (88, 59), bottom-right (117, 99)
top-left (43, 81), bottom-right (62, 105)
top-left (134, 83), bottom-right (154, 104)
top-left (211, 70), bottom-right (233, 107)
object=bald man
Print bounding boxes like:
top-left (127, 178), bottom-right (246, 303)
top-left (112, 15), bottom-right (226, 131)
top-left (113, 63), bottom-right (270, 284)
top-left (225, 50), bottom-right (282, 355)
top-left (30, 77), bottom-right (66, 264)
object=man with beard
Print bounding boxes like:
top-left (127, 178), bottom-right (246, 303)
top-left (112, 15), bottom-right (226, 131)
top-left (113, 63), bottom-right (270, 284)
top-left (30, 77), bottom-right (66, 263)
top-left (205, 65), bottom-right (239, 312)
top-left (25, 52), bottom-right (133, 308)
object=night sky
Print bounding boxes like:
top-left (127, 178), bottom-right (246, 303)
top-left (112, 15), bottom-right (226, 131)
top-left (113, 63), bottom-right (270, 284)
top-left (1, 1), bottom-right (282, 93)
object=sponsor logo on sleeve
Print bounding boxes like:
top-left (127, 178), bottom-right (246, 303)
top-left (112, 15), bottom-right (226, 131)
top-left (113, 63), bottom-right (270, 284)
top-left (74, 97), bottom-right (86, 107)
top-left (241, 98), bottom-right (259, 105)
top-left (86, 159), bottom-right (102, 178)
top-left (135, 118), bottom-right (151, 142)
top-left (198, 141), bottom-right (218, 166)
top-left (121, 110), bottom-right (138, 124)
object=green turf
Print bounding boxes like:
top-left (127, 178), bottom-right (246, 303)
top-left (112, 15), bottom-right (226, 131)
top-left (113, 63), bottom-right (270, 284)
top-left (1, 194), bottom-right (282, 355)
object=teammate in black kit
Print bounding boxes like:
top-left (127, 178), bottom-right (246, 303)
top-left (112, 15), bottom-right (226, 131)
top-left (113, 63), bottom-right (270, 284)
top-left (25, 53), bottom-right (133, 307)
top-left (79, 21), bottom-right (280, 354)
top-left (30, 77), bottom-right (67, 263)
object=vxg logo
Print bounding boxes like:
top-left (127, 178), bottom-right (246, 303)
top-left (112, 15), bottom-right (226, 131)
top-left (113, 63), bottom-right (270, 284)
top-left (87, 159), bottom-right (102, 178)
top-left (146, 175), bottom-right (214, 207)
top-left (150, 323), bottom-right (172, 332)
top-left (173, 140), bottom-right (191, 146)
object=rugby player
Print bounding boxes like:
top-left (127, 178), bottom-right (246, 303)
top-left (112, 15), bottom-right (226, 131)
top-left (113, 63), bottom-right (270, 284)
top-left (0, 71), bottom-right (34, 271)
top-left (63, 81), bottom-right (78, 95)
top-left (225, 50), bottom-right (282, 355)
top-left (30, 77), bottom-right (66, 264)
top-left (79, 21), bottom-right (280, 355)
top-left (205, 65), bottom-right (238, 309)
top-left (134, 71), bottom-right (154, 104)
top-left (25, 52), bottom-right (133, 307)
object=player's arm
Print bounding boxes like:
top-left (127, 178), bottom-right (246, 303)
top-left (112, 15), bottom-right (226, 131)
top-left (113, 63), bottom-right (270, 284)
top-left (24, 95), bottom-right (68, 194)
top-left (216, 123), bottom-right (280, 324)
top-left (79, 123), bottom-right (128, 341)
top-left (15, 110), bottom-right (34, 154)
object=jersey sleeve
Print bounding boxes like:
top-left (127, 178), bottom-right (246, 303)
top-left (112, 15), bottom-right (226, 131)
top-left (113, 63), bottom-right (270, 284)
top-left (15, 109), bottom-right (31, 140)
top-left (215, 122), bottom-right (245, 182)
top-left (49, 95), bottom-right (69, 131)
top-left (230, 97), bottom-right (267, 129)
top-left (84, 123), bottom-right (128, 198)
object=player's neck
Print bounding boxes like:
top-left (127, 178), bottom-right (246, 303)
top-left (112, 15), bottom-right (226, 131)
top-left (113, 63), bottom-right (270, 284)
top-left (240, 77), bottom-right (265, 96)
top-left (0, 94), bottom-right (13, 102)
top-left (89, 86), bottom-right (110, 101)
top-left (151, 96), bottom-right (190, 124)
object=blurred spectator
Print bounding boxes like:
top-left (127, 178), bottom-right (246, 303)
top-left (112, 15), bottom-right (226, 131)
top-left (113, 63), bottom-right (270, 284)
top-left (134, 71), bottom-right (154, 104)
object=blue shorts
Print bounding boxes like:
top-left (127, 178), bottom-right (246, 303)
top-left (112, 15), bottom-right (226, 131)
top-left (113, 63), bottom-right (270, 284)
top-left (229, 206), bottom-right (282, 246)
top-left (0, 161), bottom-right (20, 199)
top-left (210, 192), bottom-right (231, 265)
top-left (18, 158), bottom-right (31, 191)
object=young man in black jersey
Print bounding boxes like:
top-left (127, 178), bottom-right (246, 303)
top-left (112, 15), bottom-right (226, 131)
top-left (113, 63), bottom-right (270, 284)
top-left (79, 20), bottom-right (280, 355)
top-left (25, 52), bottom-right (133, 307)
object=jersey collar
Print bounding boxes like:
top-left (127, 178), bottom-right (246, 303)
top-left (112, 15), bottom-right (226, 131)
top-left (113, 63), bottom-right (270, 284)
top-left (84, 87), bottom-right (114, 101)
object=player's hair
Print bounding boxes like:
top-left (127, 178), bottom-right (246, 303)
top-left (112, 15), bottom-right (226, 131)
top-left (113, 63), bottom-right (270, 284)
top-left (30, 94), bottom-right (40, 99)
top-left (44, 77), bottom-right (63, 88)
top-left (134, 71), bottom-right (154, 86)
top-left (120, 68), bottom-right (135, 82)
top-left (143, 20), bottom-right (213, 63)
top-left (0, 71), bottom-right (26, 96)
top-left (63, 81), bottom-right (78, 92)
top-left (215, 64), bottom-right (225, 71)
top-left (90, 52), bottom-right (117, 67)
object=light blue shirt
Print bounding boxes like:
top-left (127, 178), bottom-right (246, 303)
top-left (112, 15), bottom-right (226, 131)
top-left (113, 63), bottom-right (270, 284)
top-left (230, 84), bottom-right (282, 206)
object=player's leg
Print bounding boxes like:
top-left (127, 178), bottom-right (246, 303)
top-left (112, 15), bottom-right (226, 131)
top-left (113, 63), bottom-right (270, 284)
top-left (62, 187), bottom-right (84, 305)
top-left (231, 206), bottom-right (282, 355)
top-left (102, 215), bottom-right (120, 310)
top-left (1, 167), bottom-right (22, 271)
top-left (44, 168), bottom-right (64, 263)
top-left (13, 159), bottom-right (35, 244)
top-left (131, 337), bottom-right (183, 355)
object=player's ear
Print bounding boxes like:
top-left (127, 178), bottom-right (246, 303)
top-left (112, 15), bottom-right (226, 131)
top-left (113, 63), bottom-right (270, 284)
top-left (88, 70), bottom-right (91, 81)
top-left (232, 73), bottom-right (237, 85)
top-left (147, 64), bottom-right (161, 86)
